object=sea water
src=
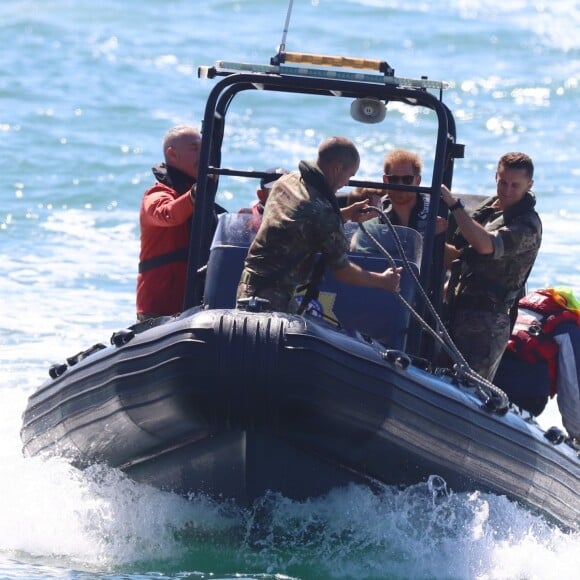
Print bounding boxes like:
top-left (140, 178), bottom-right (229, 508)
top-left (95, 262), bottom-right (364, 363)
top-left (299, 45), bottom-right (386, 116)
top-left (1, 1), bottom-right (579, 578)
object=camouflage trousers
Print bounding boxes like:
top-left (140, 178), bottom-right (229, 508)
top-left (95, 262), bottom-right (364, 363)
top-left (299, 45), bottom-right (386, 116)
top-left (236, 280), bottom-right (298, 314)
top-left (449, 307), bottom-right (511, 381)
top-left (137, 312), bottom-right (162, 322)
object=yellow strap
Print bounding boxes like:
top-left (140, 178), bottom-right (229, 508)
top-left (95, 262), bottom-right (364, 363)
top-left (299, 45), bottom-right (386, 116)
top-left (282, 51), bottom-right (385, 72)
top-left (240, 269), bottom-right (251, 284)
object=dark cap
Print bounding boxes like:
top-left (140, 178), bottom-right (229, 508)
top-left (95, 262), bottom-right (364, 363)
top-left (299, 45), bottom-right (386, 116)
top-left (260, 167), bottom-right (289, 190)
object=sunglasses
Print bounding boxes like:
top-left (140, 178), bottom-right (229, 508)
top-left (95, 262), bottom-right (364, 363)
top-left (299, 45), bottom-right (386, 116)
top-left (385, 174), bottom-right (416, 185)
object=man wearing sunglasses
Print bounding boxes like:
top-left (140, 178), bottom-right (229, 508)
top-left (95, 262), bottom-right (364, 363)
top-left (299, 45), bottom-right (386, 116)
top-left (349, 149), bottom-right (447, 255)
top-left (381, 149), bottom-right (447, 236)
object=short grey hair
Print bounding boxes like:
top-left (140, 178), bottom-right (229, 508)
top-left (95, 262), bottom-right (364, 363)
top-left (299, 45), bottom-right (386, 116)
top-left (162, 125), bottom-right (200, 156)
top-left (317, 136), bottom-right (360, 168)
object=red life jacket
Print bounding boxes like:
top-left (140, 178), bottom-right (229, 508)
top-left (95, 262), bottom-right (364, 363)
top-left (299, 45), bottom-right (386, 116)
top-left (506, 289), bottom-right (579, 397)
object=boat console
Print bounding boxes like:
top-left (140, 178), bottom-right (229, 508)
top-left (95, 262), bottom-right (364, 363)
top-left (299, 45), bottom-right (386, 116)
top-left (204, 213), bottom-right (422, 348)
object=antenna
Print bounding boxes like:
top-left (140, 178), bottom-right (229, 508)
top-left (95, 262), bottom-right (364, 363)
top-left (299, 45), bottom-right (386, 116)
top-left (278, 0), bottom-right (294, 53)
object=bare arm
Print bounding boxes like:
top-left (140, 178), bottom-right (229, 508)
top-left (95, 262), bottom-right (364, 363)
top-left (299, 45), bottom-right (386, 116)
top-left (441, 185), bottom-right (494, 255)
top-left (332, 260), bottom-right (402, 292)
top-left (443, 242), bottom-right (462, 270)
top-left (340, 199), bottom-right (374, 223)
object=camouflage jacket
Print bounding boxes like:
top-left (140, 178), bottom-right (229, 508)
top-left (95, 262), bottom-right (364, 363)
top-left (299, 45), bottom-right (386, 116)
top-left (448, 192), bottom-right (542, 308)
top-left (242, 160), bottom-right (349, 297)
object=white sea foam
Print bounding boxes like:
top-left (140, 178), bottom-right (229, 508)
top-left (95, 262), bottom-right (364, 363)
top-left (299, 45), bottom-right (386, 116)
top-left (1, 0), bottom-right (579, 578)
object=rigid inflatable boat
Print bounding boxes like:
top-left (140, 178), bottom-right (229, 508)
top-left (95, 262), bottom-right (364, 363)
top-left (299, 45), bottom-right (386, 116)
top-left (21, 50), bottom-right (579, 531)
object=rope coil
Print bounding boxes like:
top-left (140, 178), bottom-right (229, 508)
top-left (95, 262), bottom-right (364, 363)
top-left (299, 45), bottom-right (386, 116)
top-left (358, 207), bottom-right (510, 413)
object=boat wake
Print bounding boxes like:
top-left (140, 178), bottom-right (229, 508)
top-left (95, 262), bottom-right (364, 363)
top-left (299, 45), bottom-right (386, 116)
top-left (1, 433), bottom-right (578, 580)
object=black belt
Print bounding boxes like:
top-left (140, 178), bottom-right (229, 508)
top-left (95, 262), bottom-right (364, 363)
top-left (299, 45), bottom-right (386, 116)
top-left (138, 248), bottom-right (188, 273)
top-left (456, 294), bottom-right (512, 315)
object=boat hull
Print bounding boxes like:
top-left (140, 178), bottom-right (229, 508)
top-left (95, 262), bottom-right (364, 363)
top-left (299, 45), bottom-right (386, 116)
top-left (21, 308), bottom-right (580, 530)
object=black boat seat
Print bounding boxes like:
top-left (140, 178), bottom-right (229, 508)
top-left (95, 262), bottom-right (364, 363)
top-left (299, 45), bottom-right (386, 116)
top-left (203, 214), bottom-right (422, 349)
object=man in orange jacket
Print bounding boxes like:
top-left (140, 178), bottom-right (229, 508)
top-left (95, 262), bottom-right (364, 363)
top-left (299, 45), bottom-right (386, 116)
top-left (136, 125), bottom-right (200, 321)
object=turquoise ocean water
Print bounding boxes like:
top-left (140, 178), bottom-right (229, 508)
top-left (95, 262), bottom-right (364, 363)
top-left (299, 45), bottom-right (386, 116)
top-left (1, 1), bottom-right (579, 578)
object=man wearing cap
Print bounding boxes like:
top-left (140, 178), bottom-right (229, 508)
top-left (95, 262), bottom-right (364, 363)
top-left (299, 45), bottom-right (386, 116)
top-left (236, 136), bottom-right (402, 314)
top-left (239, 167), bottom-right (289, 218)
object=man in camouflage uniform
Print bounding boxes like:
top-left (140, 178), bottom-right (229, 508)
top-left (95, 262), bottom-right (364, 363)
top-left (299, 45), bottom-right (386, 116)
top-left (442, 152), bottom-right (542, 381)
top-left (236, 136), bottom-right (401, 313)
